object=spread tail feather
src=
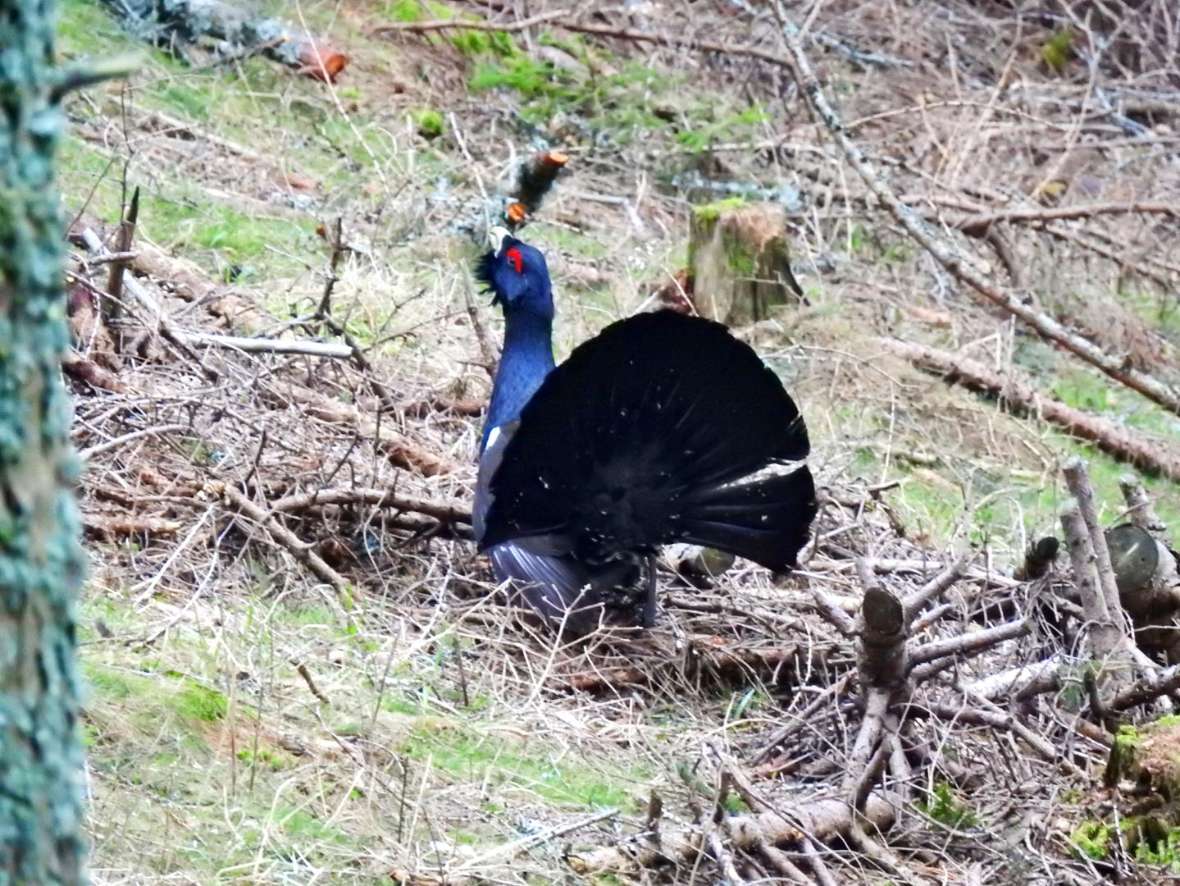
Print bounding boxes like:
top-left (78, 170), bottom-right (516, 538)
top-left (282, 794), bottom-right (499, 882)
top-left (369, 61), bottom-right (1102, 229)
top-left (480, 310), bottom-right (816, 569)
top-left (678, 467), bottom-right (817, 572)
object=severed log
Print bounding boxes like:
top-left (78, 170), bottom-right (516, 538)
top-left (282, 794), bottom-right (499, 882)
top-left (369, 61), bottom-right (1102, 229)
top-left (1109, 480), bottom-right (1180, 662)
top-left (879, 338), bottom-right (1180, 481)
top-left (508, 150), bottom-right (567, 225)
top-left (100, 0), bottom-right (348, 83)
top-left (688, 201), bottom-right (803, 326)
top-left (476, 149), bottom-right (569, 239)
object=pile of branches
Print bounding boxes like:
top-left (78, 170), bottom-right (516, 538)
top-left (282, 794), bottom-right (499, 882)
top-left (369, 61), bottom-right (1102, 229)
top-left (554, 463), bottom-right (1180, 882)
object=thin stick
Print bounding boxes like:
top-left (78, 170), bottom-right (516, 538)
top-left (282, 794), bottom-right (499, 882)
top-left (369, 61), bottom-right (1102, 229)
top-left (182, 331), bottom-right (353, 358)
top-left (78, 423), bottom-right (191, 461)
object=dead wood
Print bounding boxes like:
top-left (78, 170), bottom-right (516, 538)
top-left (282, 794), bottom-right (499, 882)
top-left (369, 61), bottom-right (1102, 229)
top-left (955, 201), bottom-right (1179, 236)
top-left (564, 640), bottom-right (804, 694)
top-left (269, 487), bottom-right (470, 526)
top-left (105, 185), bottom-right (138, 329)
top-left (774, 7), bottom-right (1180, 419)
top-left (688, 202), bottom-right (803, 325)
top-left (103, 0), bottom-right (349, 82)
top-left (565, 793), bottom-right (896, 876)
top-left (259, 382), bottom-right (456, 477)
top-left (375, 13), bottom-right (792, 72)
top-left (130, 240), bottom-right (267, 332)
top-left (78, 423), bottom-right (191, 462)
top-left (83, 514), bottom-right (185, 540)
top-left (856, 559), bottom-right (907, 690)
top-left (62, 352), bottom-right (126, 393)
top-left (879, 338), bottom-right (1180, 480)
top-left (215, 481), bottom-right (349, 593)
top-left (400, 397), bottom-right (485, 419)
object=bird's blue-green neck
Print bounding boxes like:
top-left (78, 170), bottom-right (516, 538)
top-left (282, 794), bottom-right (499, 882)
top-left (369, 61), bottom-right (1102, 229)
top-left (482, 310), bottom-right (555, 451)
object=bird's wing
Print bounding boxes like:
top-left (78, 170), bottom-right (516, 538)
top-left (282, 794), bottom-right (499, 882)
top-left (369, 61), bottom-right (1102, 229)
top-left (485, 538), bottom-right (608, 634)
top-left (481, 310), bottom-right (816, 571)
top-left (476, 420), bottom-right (618, 633)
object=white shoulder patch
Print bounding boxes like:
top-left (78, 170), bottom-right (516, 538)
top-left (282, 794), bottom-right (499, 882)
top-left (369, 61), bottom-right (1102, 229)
top-left (486, 425), bottom-right (502, 450)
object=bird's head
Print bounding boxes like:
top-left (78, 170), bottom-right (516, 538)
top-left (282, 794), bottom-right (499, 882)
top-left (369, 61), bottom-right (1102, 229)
top-left (475, 227), bottom-right (553, 320)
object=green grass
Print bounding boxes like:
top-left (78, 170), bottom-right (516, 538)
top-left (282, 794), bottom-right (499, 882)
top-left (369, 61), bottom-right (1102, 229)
top-left (676, 104), bottom-right (768, 153)
top-left (917, 781), bottom-right (977, 829)
top-left (400, 718), bottom-right (643, 810)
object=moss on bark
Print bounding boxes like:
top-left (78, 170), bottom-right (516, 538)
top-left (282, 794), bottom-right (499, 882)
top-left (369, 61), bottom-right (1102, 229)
top-left (0, 1), bottom-right (89, 881)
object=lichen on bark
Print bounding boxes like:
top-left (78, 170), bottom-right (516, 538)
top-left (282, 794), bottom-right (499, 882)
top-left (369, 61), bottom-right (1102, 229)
top-left (0, 0), bottom-right (89, 882)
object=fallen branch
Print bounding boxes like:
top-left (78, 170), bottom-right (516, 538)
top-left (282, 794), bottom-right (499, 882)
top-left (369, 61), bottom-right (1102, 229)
top-left (78, 423), bottom-right (191, 461)
top-left (955, 201), bottom-right (1179, 236)
top-left (61, 352), bottom-right (126, 393)
top-left (83, 514), bottom-right (184, 540)
top-left (879, 338), bottom-right (1180, 480)
top-left (260, 383), bottom-right (456, 477)
top-left (183, 331), bottom-right (353, 359)
top-left (564, 641), bottom-right (805, 693)
top-left (1111, 664), bottom-right (1180, 711)
top-left (79, 228), bottom-right (219, 380)
top-left (376, 12), bottom-right (791, 71)
top-left (374, 9), bottom-right (569, 36)
top-left (268, 487), bottom-right (471, 525)
top-left (216, 481), bottom-right (349, 593)
top-left (773, 6), bottom-right (1180, 418)
top-left (965, 657), bottom-right (1064, 702)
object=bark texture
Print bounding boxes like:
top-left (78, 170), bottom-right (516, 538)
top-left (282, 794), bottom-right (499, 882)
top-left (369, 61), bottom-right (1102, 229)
top-left (0, 0), bottom-right (89, 880)
top-left (688, 202), bottom-right (802, 325)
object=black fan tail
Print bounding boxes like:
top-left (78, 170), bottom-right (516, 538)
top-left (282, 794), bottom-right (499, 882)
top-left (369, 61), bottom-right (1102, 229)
top-left (482, 310), bottom-right (813, 559)
top-left (676, 467), bottom-right (817, 572)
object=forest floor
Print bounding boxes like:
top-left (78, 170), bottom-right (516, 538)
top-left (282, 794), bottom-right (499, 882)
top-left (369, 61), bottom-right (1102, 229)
top-left (58, 0), bottom-right (1180, 882)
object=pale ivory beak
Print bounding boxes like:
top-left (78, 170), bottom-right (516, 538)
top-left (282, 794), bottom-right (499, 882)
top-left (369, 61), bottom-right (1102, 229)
top-left (488, 225), bottom-right (511, 255)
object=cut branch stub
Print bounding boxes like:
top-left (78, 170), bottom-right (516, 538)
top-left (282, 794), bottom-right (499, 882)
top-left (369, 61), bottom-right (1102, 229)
top-left (856, 561), bottom-right (908, 689)
top-left (688, 201), bottom-right (803, 326)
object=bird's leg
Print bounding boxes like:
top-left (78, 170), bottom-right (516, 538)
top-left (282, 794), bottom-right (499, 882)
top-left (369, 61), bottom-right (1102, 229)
top-left (642, 552), bottom-right (658, 627)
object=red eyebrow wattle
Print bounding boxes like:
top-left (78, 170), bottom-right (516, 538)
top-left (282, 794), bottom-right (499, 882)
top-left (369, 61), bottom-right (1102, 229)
top-left (506, 246), bottom-right (523, 273)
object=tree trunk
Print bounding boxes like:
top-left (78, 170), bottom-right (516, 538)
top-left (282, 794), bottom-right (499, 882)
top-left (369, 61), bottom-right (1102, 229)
top-left (0, 0), bottom-right (89, 881)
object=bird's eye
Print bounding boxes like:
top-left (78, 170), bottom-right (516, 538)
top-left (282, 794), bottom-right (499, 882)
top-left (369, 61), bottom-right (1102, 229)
top-left (505, 246), bottom-right (524, 274)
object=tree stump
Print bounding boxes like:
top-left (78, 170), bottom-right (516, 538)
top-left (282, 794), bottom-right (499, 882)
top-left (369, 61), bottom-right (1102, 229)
top-left (688, 200), bottom-right (803, 325)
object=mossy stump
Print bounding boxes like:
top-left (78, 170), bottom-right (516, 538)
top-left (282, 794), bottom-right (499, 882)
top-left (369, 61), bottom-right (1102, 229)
top-left (688, 200), bottom-right (802, 326)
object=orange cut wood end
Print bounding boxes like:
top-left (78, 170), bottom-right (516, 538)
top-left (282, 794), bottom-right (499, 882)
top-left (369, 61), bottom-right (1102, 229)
top-left (295, 41), bottom-right (350, 83)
